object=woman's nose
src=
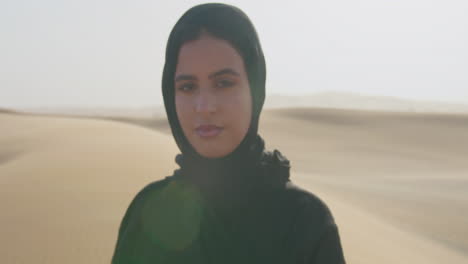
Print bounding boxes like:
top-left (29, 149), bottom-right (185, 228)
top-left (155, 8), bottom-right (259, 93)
top-left (194, 91), bottom-right (217, 114)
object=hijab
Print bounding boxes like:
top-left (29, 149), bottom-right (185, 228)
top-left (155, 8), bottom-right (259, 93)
top-left (161, 3), bottom-right (290, 209)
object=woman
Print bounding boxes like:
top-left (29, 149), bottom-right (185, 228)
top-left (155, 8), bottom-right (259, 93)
top-left (112, 3), bottom-right (345, 264)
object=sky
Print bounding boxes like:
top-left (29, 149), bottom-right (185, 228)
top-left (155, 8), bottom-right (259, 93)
top-left (1, 0), bottom-right (468, 108)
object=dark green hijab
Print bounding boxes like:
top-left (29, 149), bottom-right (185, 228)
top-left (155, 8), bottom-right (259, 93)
top-left (161, 3), bottom-right (289, 207)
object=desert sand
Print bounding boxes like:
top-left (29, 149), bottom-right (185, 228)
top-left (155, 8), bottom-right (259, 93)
top-left (1, 108), bottom-right (467, 263)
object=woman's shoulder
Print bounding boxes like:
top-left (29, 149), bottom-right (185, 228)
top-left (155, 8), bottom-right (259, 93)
top-left (118, 175), bottom-right (178, 223)
top-left (281, 181), bottom-right (346, 263)
top-left (115, 175), bottom-right (179, 232)
top-left (281, 180), bottom-right (336, 227)
top-left (130, 174), bottom-right (178, 205)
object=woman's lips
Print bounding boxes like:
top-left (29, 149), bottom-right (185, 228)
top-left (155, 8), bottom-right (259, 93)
top-left (195, 125), bottom-right (223, 138)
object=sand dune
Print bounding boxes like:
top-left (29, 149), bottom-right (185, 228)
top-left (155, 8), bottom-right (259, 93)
top-left (1, 108), bottom-right (467, 263)
top-left (0, 112), bottom-right (178, 263)
top-left (298, 178), bottom-right (468, 264)
top-left (259, 108), bottom-right (468, 262)
top-left (260, 108), bottom-right (468, 257)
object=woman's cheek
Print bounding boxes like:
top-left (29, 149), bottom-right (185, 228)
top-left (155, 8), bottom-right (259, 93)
top-left (175, 95), bottom-right (193, 130)
top-left (225, 93), bottom-right (251, 138)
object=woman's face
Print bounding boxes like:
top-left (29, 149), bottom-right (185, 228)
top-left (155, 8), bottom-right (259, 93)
top-left (174, 33), bottom-right (252, 158)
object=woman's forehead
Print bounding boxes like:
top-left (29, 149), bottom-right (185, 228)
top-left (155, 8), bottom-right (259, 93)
top-left (175, 34), bottom-right (246, 78)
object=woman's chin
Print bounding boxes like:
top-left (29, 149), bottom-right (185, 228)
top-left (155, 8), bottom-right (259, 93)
top-left (194, 144), bottom-right (235, 159)
top-left (187, 131), bottom-right (245, 159)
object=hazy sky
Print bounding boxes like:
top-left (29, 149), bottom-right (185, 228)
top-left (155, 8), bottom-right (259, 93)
top-left (1, 0), bottom-right (467, 108)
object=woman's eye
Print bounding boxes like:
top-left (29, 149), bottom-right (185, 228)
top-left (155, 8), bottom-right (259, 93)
top-left (178, 83), bottom-right (195, 92)
top-left (216, 79), bottom-right (235, 88)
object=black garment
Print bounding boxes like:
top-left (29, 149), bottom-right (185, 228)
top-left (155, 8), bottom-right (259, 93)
top-left (112, 3), bottom-right (345, 263)
top-left (111, 136), bottom-right (346, 264)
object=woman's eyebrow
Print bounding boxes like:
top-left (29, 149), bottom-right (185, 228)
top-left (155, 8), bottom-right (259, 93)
top-left (208, 68), bottom-right (240, 79)
top-left (175, 74), bottom-right (197, 82)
